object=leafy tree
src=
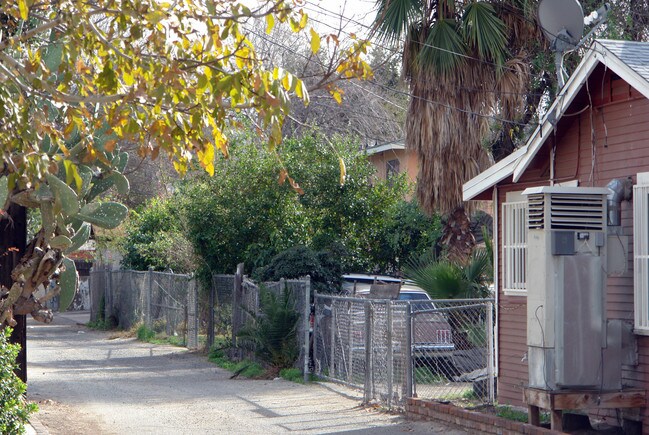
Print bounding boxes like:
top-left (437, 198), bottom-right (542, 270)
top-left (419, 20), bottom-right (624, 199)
top-left (121, 199), bottom-right (197, 273)
top-left (121, 134), bottom-right (436, 279)
top-left (280, 135), bottom-right (410, 271)
top-left (0, 0), bottom-right (371, 327)
top-left (373, 200), bottom-right (442, 274)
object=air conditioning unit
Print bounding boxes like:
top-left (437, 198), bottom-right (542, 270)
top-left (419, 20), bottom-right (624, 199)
top-left (523, 186), bottom-right (612, 389)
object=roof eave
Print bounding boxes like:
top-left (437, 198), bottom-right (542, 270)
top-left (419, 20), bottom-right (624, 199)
top-left (462, 147), bottom-right (527, 201)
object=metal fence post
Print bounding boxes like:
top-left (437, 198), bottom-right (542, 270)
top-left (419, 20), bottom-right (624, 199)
top-left (186, 276), bottom-right (198, 350)
top-left (347, 299), bottom-right (352, 384)
top-left (146, 267), bottom-right (153, 327)
top-left (487, 301), bottom-right (495, 403)
top-left (312, 291), bottom-right (319, 376)
top-left (363, 300), bottom-right (373, 403)
top-left (329, 299), bottom-right (336, 378)
top-left (303, 276), bottom-right (311, 383)
top-left (207, 275), bottom-right (215, 350)
top-left (386, 301), bottom-right (393, 408)
top-left (405, 302), bottom-right (413, 399)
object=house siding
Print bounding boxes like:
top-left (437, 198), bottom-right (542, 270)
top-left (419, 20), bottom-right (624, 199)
top-left (495, 65), bottom-right (649, 430)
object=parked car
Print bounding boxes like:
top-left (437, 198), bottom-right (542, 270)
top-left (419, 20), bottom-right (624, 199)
top-left (353, 286), bottom-right (454, 349)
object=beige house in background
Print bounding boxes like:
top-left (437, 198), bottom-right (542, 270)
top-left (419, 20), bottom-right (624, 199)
top-left (364, 140), bottom-right (418, 184)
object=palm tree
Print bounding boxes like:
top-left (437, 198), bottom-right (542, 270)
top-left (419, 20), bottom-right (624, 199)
top-left (372, 0), bottom-right (541, 262)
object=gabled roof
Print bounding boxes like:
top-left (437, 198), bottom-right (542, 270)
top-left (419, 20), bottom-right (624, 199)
top-left (463, 39), bottom-right (649, 201)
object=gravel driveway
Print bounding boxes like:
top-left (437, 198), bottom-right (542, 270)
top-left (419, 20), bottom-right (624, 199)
top-left (26, 311), bottom-right (467, 434)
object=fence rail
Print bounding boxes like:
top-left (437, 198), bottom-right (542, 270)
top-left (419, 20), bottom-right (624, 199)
top-left (312, 294), bottom-right (495, 408)
top-left (89, 267), bottom-right (199, 349)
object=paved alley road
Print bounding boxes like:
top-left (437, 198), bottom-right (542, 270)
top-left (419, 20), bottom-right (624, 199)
top-left (26, 311), bottom-right (467, 435)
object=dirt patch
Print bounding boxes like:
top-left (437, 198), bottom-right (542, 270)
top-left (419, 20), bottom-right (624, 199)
top-left (30, 399), bottom-right (106, 435)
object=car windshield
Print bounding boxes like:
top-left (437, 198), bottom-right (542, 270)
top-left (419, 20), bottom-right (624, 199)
top-left (398, 293), bottom-right (429, 301)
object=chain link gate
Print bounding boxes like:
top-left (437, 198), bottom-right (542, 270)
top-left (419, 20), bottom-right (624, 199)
top-left (313, 294), bottom-right (495, 408)
top-left (409, 301), bottom-right (495, 404)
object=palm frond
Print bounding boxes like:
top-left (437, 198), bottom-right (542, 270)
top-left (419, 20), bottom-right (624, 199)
top-left (419, 19), bottom-right (467, 76)
top-left (462, 2), bottom-right (509, 69)
top-left (372, 0), bottom-right (424, 44)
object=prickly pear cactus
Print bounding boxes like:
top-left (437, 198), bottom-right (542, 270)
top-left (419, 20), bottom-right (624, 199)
top-left (0, 146), bottom-right (130, 327)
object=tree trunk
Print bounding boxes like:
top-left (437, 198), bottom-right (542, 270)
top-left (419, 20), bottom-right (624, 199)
top-left (439, 206), bottom-right (475, 265)
top-left (1, 204), bottom-right (27, 382)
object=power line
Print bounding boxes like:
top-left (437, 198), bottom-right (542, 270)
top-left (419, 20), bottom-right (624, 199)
top-left (245, 23), bottom-right (540, 127)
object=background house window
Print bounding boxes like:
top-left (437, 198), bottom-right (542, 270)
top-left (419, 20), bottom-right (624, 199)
top-left (502, 200), bottom-right (527, 294)
top-left (634, 174), bottom-right (649, 332)
top-left (386, 159), bottom-right (400, 179)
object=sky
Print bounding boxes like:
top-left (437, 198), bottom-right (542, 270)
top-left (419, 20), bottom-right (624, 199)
top-left (300, 0), bottom-right (378, 38)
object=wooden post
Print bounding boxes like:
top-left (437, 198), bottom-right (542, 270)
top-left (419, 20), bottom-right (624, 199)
top-left (232, 263), bottom-right (244, 348)
top-left (551, 409), bottom-right (563, 431)
top-left (528, 404), bottom-right (540, 426)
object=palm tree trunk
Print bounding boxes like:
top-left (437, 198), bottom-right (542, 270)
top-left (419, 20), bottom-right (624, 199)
top-left (439, 206), bottom-right (475, 264)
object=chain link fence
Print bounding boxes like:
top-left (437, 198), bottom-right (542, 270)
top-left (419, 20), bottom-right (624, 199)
top-left (208, 271), bottom-right (311, 379)
top-left (313, 294), bottom-right (495, 408)
top-left (89, 267), bottom-right (199, 349)
top-left (411, 300), bottom-right (495, 405)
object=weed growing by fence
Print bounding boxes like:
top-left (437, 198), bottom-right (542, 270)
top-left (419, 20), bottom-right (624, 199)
top-left (136, 324), bottom-right (186, 347)
top-left (279, 368), bottom-right (304, 383)
top-left (489, 405), bottom-right (549, 424)
top-left (208, 347), bottom-right (264, 378)
top-left (0, 329), bottom-right (37, 434)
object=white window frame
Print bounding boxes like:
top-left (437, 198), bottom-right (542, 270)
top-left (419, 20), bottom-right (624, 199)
top-left (634, 173), bottom-right (649, 333)
top-left (502, 193), bottom-right (528, 295)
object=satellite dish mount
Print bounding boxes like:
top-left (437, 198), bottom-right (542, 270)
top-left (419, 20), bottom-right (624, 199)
top-left (538, 0), bottom-right (611, 88)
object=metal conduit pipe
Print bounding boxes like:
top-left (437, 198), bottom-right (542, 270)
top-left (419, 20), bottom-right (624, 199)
top-left (606, 177), bottom-right (633, 226)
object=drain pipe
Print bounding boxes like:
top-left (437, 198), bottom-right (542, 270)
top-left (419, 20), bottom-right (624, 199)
top-left (606, 177), bottom-right (633, 226)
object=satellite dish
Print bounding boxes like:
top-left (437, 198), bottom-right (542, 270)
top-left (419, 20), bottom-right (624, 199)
top-left (538, 0), bottom-right (584, 51)
top-left (538, 0), bottom-right (610, 89)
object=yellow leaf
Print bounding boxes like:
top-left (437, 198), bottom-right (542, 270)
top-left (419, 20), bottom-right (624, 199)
top-left (265, 14), bottom-right (275, 35)
top-left (310, 28), bottom-right (320, 54)
top-left (123, 72), bottom-right (134, 86)
top-left (330, 89), bottom-right (343, 104)
top-left (295, 80), bottom-right (303, 99)
top-left (300, 12), bottom-right (308, 29)
top-left (282, 74), bottom-right (290, 91)
top-left (18, 0), bottom-right (28, 20)
top-left (339, 157), bottom-right (346, 186)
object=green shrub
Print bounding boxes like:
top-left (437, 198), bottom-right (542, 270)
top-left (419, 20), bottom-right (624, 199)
top-left (136, 324), bottom-right (155, 341)
top-left (0, 328), bottom-right (37, 434)
top-left (254, 245), bottom-right (343, 293)
top-left (237, 287), bottom-right (299, 368)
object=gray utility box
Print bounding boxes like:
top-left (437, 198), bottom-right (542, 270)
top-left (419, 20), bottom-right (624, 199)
top-left (523, 186), bottom-right (623, 390)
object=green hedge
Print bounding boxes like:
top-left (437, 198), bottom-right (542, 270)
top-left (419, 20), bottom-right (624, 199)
top-left (0, 328), bottom-right (37, 434)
